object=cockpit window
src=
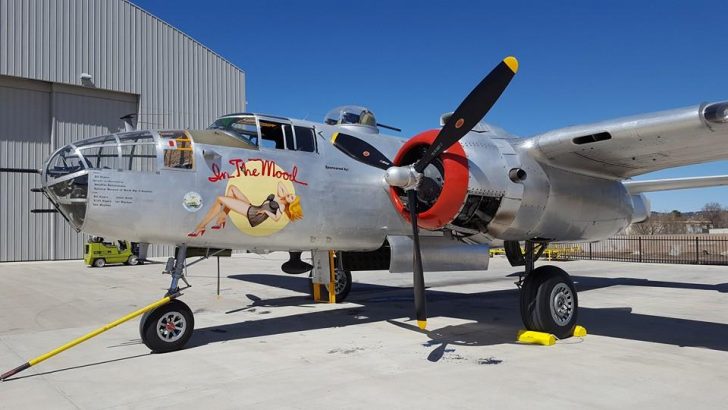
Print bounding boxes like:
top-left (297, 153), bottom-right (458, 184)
top-left (208, 116), bottom-right (259, 146)
top-left (259, 120), bottom-right (288, 149)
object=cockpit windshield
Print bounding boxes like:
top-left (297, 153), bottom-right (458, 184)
top-left (207, 116), bottom-right (259, 146)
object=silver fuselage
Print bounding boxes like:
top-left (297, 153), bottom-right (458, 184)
top-left (41, 116), bottom-right (640, 252)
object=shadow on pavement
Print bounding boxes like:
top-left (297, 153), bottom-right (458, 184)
top-left (187, 273), bottom-right (728, 352)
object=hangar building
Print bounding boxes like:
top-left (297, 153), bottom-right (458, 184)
top-left (0, 0), bottom-right (246, 261)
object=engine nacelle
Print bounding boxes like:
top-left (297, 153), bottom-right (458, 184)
top-left (388, 128), bottom-right (637, 243)
top-left (449, 137), bottom-right (635, 242)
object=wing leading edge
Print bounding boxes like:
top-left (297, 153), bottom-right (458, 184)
top-left (525, 101), bottom-right (728, 179)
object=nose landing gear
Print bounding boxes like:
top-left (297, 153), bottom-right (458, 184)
top-left (139, 245), bottom-right (196, 353)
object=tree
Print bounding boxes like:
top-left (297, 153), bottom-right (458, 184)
top-left (629, 212), bottom-right (685, 234)
top-left (701, 202), bottom-right (725, 228)
top-left (629, 213), bottom-right (664, 235)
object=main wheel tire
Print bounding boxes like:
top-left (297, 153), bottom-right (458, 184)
top-left (519, 271), bottom-right (542, 331)
top-left (140, 299), bottom-right (194, 353)
top-left (93, 258), bottom-right (106, 268)
top-left (309, 269), bottom-right (352, 302)
top-left (127, 255), bottom-right (139, 266)
top-left (520, 265), bottom-right (578, 339)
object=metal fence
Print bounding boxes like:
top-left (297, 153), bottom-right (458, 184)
top-left (550, 235), bottom-right (728, 265)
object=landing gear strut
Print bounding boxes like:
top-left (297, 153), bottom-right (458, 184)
top-left (516, 240), bottom-right (578, 339)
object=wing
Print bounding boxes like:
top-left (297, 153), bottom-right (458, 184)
top-left (525, 101), bottom-right (728, 179)
top-left (623, 174), bottom-right (728, 194)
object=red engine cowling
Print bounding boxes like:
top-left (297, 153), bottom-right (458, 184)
top-left (388, 129), bottom-right (470, 230)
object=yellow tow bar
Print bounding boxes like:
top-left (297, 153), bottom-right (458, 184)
top-left (0, 295), bottom-right (175, 381)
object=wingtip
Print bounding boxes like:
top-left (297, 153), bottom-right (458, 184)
top-left (504, 56), bottom-right (519, 73)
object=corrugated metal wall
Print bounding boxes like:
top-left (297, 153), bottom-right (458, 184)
top-left (0, 0), bottom-right (246, 261)
top-left (53, 84), bottom-right (139, 260)
top-left (0, 0), bottom-right (245, 130)
top-left (0, 77), bottom-right (53, 261)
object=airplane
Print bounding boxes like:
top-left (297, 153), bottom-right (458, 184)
top-left (34, 56), bottom-right (728, 353)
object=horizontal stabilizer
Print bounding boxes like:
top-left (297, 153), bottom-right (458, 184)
top-left (624, 175), bottom-right (728, 194)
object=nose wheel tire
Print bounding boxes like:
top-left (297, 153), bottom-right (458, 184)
top-left (140, 299), bottom-right (194, 353)
top-left (309, 269), bottom-right (352, 302)
top-left (519, 265), bottom-right (578, 339)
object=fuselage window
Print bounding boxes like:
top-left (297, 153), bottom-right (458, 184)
top-left (160, 131), bottom-right (194, 170)
top-left (294, 126), bottom-right (317, 153)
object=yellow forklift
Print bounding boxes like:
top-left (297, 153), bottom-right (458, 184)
top-left (84, 237), bottom-right (141, 267)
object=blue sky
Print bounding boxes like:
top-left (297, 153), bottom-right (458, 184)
top-left (133, 0), bottom-right (728, 212)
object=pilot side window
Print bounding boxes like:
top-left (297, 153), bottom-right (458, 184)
top-left (258, 120), bottom-right (317, 153)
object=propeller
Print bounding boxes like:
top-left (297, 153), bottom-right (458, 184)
top-left (331, 56), bottom-right (519, 329)
top-left (331, 132), bottom-right (392, 170)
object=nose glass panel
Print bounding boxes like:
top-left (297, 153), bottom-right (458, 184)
top-left (47, 173), bottom-right (88, 230)
top-left (45, 145), bottom-right (86, 180)
top-left (43, 145), bottom-right (89, 231)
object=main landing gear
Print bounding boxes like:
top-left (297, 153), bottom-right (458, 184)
top-left (512, 241), bottom-right (578, 339)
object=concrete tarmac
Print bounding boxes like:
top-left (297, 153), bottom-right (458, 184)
top-left (1, 254), bottom-right (727, 409)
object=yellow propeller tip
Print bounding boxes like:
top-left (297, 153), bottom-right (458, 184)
top-left (417, 320), bottom-right (427, 330)
top-left (504, 56), bottom-right (519, 73)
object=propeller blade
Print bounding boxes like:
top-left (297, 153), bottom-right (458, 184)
top-left (414, 56), bottom-right (518, 173)
top-left (331, 132), bottom-right (393, 170)
top-left (407, 189), bottom-right (427, 329)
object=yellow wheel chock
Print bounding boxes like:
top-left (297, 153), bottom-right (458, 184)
top-left (517, 325), bottom-right (587, 346)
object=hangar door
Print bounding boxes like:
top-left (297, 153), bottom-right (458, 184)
top-left (0, 75), bottom-right (138, 261)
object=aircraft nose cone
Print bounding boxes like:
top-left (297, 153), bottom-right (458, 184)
top-left (42, 144), bottom-right (89, 231)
